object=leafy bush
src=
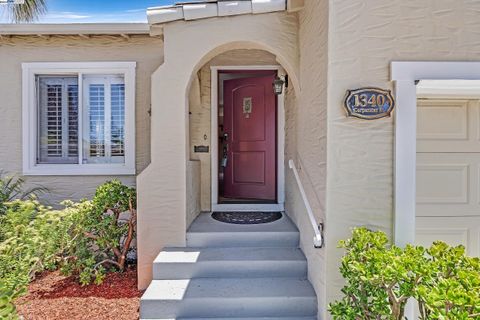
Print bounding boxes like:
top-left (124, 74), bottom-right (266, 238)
top-left (63, 180), bottom-right (137, 285)
top-left (0, 171), bottom-right (46, 216)
top-left (418, 242), bottom-right (480, 319)
top-left (0, 180), bottom-right (137, 318)
top-left (329, 228), bottom-right (480, 320)
top-left (0, 200), bottom-right (82, 319)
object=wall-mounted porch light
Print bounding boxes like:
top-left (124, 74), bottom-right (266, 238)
top-left (273, 75), bottom-right (288, 95)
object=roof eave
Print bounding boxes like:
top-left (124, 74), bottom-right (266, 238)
top-left (0, 23), bottom-right (152, 36)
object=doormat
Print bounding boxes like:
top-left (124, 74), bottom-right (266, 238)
top-left (211, 211), bottom-right (282, 225)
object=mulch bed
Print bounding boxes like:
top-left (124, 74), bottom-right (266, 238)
top-left (15, 267), bottom-right (143, 320)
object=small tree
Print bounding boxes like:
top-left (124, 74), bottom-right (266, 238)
top-left (64, 180), bottom-right (137, 285)
top-left (329, 228), bottom-right (426, 319)
top-left (329, 228), bottom-right (480, 320)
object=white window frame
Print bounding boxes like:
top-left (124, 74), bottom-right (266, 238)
top-left (22, 62), bottom-right (136, 176)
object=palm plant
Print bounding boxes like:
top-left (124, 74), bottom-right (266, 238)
top-left (5, 0), bottom-right (46, 23)
top-left (0, 171), bottom-right (47, 214)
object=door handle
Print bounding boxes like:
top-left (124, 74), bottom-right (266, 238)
top-left (222, 138), bottom-right (229, 168)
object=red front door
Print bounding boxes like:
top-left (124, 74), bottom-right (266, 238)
top-left (223, 74), bottom-right (277, 201)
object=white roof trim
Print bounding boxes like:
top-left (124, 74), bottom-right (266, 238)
top-left (183, 3), bottom-right (218, 21)
top-left (0, 23), bottom-right (151, 35)
top-left (218, 1), bottom-right (252, 16)
top-left (147, 0), bottom-right (286, 25)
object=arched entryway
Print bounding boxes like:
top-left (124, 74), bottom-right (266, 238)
top-left (136, 12), bottom-right (299, 290)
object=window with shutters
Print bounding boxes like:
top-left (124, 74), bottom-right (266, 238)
top-left (23, 62), bottom-right (135, 175)
top-left (37, 76), bottom-right (79, 164)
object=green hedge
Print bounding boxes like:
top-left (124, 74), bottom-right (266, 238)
top-left (0, 180), bottom-right (136, 319)
top-left (0, 200), bottom-right (86, 318)
top-left (329, 228), bottom-right (480, 319)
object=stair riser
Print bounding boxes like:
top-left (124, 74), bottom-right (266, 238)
top-left (186, 232), bottom-right (299, 248)
top-left (140, 297), bottom-right (317, 319)
top-left (153, 260), bottom-right (307, 279)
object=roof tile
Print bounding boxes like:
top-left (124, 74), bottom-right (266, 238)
top-left (147, 0), bottom-right (286, 25)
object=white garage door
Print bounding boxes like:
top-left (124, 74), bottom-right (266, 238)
top-left (416, 98), bottom-right (480, 256)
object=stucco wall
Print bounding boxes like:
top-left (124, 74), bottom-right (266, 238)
top-left (0, 35), bottom-right (163, 204)
top-left (190, 49), bottom-right (278, 211)
top-left (186, 160), bottom-right (201, 228)
top-left (320, 0), bottom-right (480, 312)
top-left (137, 12), bottom-right (299, 290)
top-left (292, 0), bottom-right (329, 318)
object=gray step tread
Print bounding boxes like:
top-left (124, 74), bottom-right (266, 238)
top-left (155, 247), bottom-right (306, 263)
top-left (142, 278), bottom-right (316, 301)
top-left (187, 213), bottom-right (298, 234)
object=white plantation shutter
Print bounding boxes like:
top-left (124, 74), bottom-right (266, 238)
top-left (83, 75), bottom-right (125, 164)
top-left (87, 83), bottom-right (106, 158)
top-left (110, 83), bottom-right (125, 157)
top-left (67, 84), bottom-right (79, 158)
top-left (37, 76), bottom-right (79, 164)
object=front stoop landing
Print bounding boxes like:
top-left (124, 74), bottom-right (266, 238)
top-left (140, 212), bottom-right (318, 319)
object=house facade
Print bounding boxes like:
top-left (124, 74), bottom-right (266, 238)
top-left (2, 0), bottom-right (480, 318)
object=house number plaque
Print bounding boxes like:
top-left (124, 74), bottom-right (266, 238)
top-left (344, 87), bottom-right (395, 120)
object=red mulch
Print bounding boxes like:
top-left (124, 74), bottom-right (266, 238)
top-left (15, 267), bottom-right (143, 320)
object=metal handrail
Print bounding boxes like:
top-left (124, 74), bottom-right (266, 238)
top-left (288, 159), bottom-right (324, 248)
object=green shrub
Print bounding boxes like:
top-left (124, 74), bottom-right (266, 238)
top-left (0, 171), bottom-right (47, 216)
top-left (418, 242), bottom-right (480, 319)
top-left (63, 180), bottom-right (137, 285)
top-left (329, 228), bottom-right (480, 320)
top-left (0, 180), bottom-right (137, 318)
top-left (0, 200), bottom-right (83, 319)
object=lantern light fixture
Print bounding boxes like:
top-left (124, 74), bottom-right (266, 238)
top-left (273, 75), bottom-right (288, 95)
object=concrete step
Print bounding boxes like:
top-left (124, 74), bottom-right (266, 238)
top-left (140, 278), bottom-right (317, 319)
top-left (186, 213), bottom-right (299, 248)
top-left (153, 247), bottom-right (307, 279)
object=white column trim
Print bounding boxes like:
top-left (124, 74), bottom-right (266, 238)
top-left (391, 60), bottom-right (480, 247)
top-left (393, 80), bottom-right (417, 247)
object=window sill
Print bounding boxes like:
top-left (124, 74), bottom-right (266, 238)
top-left (23, 164), bottom-right (136, 176)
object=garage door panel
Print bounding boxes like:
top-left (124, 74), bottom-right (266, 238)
top-left (417, 99), bottom-right (480, 152)
top-left (416, 217), bottom-right (480, 257)
top-left (416, 163), bottom-right (468, 204)
top-left (417, 99), bottom-right (468, 140)
top-left (416, 98), bottom-right (480, 260)
top-left (416, 153), bottom-right (480, 216)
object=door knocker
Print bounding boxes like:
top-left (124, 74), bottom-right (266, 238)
top-left (243, 97), bottom-right (253, 118)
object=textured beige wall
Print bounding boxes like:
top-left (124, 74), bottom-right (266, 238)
top-left (0, 35), bottom-right (163, 205)
top-left (137, 12), bottom-right (299, 290)
top-left (291, 0), bottom-right (329, 318)
top-left (190, 49), bottom-right (278, 211)
top-left (186, 160), bottom-right (201, 228)
top-left (321, 0), bottom-right (480, 312)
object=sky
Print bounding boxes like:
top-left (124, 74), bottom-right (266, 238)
top-left (0, 0), bottom-right (177, 23)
